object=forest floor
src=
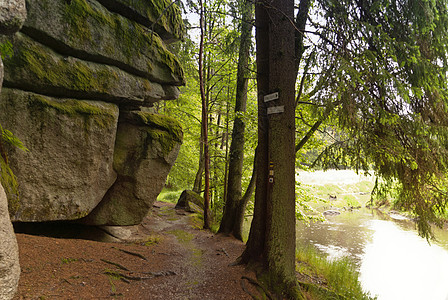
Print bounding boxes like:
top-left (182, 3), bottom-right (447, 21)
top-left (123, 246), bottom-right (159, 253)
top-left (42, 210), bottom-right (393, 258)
top-left (12, 202), bottom-right (258, 299)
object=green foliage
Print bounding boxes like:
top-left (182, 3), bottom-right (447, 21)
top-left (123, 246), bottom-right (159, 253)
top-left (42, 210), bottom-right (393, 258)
top-left (306, 0), bottom-right (448, 239)
top-left (0, 123), bottom-right (28, 215)
top-left (0, 155), bottom-right (19, 215)
top-left (156, 187), bottom-right (183, 203)
top-left (61, 257), bottom-right (78, 264)
top-left (161, 0), bottom-right (258, 221)
top-left (295, 183), bottom-right (325, 223)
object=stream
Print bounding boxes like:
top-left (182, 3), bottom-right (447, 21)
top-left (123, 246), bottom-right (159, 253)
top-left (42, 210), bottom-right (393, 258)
top-left (297, 170), bottom-right (448, 300)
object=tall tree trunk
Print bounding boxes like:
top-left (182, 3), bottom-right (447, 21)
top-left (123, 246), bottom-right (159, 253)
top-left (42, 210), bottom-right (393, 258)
top-left (218, 0), bottom-right (254, 239)
top-left (240, 0), bottom-right (270, 264)
top-left (240, 0), bottom-right (303, 298)
top-left (199, 0), bottom-right (211, 229)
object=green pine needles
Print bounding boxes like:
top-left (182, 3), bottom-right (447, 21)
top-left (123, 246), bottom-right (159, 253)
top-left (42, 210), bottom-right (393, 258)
top-left (308, 0), bottom-right (448, 239)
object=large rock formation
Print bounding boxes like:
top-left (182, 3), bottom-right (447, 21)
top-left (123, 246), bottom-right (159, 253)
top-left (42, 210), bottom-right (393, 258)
top-left (0, 0), bottom-right (184, 225)
top-left (0, 1), bottom-right (26, 298)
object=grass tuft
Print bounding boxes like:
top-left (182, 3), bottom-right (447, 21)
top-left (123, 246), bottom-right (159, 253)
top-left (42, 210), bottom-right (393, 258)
top-left (296, 245), bottom-right (375, 300)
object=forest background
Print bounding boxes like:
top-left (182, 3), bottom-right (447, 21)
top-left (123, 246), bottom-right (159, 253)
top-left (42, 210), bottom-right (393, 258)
top-left (156, 0), bottom-right (448, 298)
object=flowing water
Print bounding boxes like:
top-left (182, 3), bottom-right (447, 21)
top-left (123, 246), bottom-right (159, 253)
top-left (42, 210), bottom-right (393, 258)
top-left (297, 170), bottom-right (448, 300)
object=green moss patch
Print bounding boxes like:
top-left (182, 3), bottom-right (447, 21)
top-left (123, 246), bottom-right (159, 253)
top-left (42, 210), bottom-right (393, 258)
top-left (28, 94), bottom-right (117, 129)
top-left (102, 0), bottom-right (185, 41)
top-left (166, 229), bottom-right (194, 244)
top-left (132, 111), bottom-right (183, 157)
top-left (136, 112), bottom-right (182, 142)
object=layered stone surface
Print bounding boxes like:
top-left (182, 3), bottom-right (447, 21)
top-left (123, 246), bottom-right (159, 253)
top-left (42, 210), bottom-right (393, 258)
top-left (0, 0), bottom-right (184, 224)
top-left (22, 0), bottom-right (184, 85)
top-left (96, 0), bottom-right (185, 43)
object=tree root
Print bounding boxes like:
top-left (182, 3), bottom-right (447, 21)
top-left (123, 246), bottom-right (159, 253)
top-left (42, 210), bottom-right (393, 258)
top-left (112, 246), bottom-right (147, 261)
top-left (217, 247), bottom-right (230, 257)
top-left (142, 270), bottom-right (177, 277)
top-left (100, 259), bottom-right (129, 271)
top-left (240, 276), bottom-right (274, 300)
top-left (103, 270), bottom-right (176, 282)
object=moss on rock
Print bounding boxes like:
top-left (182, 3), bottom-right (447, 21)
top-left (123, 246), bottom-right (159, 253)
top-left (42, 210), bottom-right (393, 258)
top-left (81, 111), bottom-right (183, 226)
top-left (96, 0), bottom-right (185, 42)
top-left (130, 111), bottom-right (183, 158)
top-left (135, 112), bottom-right (182, 141)
top-left (0, 88), bottom-right (119, 222)
top-left (1, 33), bottom-right (175, 106)
top-left (28, 94), bottom-right (117, 129)
top-left (24, 0), bottom-right (184, 85)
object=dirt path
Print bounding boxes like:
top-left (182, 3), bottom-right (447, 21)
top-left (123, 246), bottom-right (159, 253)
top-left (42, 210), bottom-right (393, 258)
top-left (13, 202), bottom-right (256, 299)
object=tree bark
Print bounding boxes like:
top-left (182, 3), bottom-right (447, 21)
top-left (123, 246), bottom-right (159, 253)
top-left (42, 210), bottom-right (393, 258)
top-left (218, 0), bottom-right (254, 239)
top-left (240, 0), bottom-right (303, 298)
top-left (192, 147), bottom-right (204, 194)
top-left (240, 0), bottom-right (270, 264)
top-left (198, 0), bottom-right (211, 229)
top-left (231, 149), bottom-right (257, 241)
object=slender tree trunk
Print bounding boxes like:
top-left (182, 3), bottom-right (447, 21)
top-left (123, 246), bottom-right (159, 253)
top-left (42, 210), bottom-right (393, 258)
top-left (232, 149), bottom-right (257, 241)
top-left (192, 144), bottom-right (204, 193)
top-left (218, 0), bottom-right (254, 239)
top-left (240, 0), bottom-right (303, 298)
top-left (222, 86), bottom-right (231, 206)
top-left (199, 0), bottom-right (211, 229)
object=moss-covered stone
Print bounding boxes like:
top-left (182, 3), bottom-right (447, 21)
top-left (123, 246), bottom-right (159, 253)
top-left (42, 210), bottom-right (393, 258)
top-left (0, 0), bottom-right (26, 35)
top-left (130, 111), bottom-right (183, 157)
top-left (81, 111), bottom-right (183, 226)
top-left (28, 94), bottom-right (117, 130)
top-left (23, 0), bottom-right (184, 85)
top-left (0, 88), bottom-right (119, 222)
top-left (175, 190), bottom-right (204, 214)
top-left (96, 0), bottom-right (185, 43)
top-left (1, 33), bottom-right (177, 106)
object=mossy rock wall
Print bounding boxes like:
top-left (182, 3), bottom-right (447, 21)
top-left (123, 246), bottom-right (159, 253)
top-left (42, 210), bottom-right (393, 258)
top-left (1, 33), bottom-right (178, 107)
top-left (0, 0), bottom-right (184, 224)
top-left (82, 111), bottom-right (182, 226)
top-left (22, 0), bottom-right (184, 85)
